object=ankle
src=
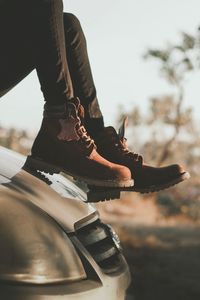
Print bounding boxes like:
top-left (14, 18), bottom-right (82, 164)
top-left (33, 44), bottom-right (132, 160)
top-left (43, 103), bottom-right (66, 118)
top-left (43, 97), bottom-right (79, 118)
top-left (85, 117), bottom-right (104, 139)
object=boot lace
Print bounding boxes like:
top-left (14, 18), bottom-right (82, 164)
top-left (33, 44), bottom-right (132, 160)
top-left (111, 134), bottom-right (142, 163)
top-left (67, 98), bottom-right (95, 150)
top-left (77, 124), bottom-right (95, 149)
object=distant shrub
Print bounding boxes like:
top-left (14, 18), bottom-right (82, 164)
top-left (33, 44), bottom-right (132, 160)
top-left (156, 192), bottom-right (200, 221)
top-left (156, 194), bottom-right (181, 216)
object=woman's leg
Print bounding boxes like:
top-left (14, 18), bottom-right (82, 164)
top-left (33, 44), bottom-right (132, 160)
top-left (0, 0), bottom-right (73, 105)
top-left (0, 2), bottom-right (132, 188)
top-left (30, 0), bottom-right (73, 105)
top-left (0, 5), bottom-right (100, 116)
top-left (27, 2), bottom-right (132, 187)
top-left (0, 2), bottom-right (35, 97)
top-left (63, 13), bottom-right (104, 136)
top-left (61, 13), bottom-right (189, 193)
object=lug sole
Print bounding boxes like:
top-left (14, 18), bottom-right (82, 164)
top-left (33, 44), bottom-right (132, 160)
top-left (24, 156), bottom-right (134, 188)
top-left (132, 171), bottom-right (190, 193)
top-left (87, 171), bottom-right (190, 202)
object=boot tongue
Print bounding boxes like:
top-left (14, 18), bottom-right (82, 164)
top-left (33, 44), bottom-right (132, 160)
top-left (57, 98), bottom-right (81, 141)
top-left (103, 126), bottom-right (119, 137)
top-left (100, 118), bottom-right (128, 140)
top-left (118, 117), bottom-right (128, 140)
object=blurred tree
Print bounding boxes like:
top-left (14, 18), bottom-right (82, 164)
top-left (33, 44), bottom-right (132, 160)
top-left (115, 27), bottom-right (200, 212)
top-left (0, 125), bottom-right (31, 155)
top-left (143, 29), bottom-right (200, 165)
top-left (117, 28), bottom-right (200, 169)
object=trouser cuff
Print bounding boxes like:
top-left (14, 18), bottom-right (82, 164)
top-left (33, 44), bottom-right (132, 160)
top-left (43, 103), bottom-right (66, 118)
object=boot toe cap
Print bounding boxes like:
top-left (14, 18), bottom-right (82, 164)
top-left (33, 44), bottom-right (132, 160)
top-left (112, 163), bottom-right (132, 181)
top-left (165, 164), bottom-right (187, 179)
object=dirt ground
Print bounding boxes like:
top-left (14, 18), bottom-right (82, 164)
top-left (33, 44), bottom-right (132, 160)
top-left (97, 195), bottom-right (200, 300)
top-left (122, 225), bottom-right (200, 300)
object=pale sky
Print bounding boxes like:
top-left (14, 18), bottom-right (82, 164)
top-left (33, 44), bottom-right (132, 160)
top-left (0, 0), bottom-right (200, 132)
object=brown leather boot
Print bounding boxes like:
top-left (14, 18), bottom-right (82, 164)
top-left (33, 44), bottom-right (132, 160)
top-left (28, 99), bottom-right (133, 188)
top-left (95, 118), bottom-right (190, 193)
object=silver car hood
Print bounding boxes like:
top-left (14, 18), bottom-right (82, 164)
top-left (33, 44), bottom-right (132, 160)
top-left (0, 146), bottom-right (97, 233)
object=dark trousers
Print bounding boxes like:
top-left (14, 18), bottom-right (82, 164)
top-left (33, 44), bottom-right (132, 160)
top-left (0, 0), bottom-right (103, 132)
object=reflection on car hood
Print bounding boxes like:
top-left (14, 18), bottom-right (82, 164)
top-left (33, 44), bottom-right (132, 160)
top-left (0, 188), bottom-right (86, 284)
top-left (0, 146), bottom-right (97, 232)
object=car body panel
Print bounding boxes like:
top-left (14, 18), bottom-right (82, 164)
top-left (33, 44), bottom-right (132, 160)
top-left (0, 272), bottom-right (129, 300)
top-left (0, 146), bottom-right (97, 233)
top-left (0, 189), bottom-right (86, 284)
top-left (0, 146), bottom-right (131, 299)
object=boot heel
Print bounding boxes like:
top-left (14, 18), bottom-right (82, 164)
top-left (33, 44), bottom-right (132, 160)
top-left (24, 156), bottom-right (61, 175)
top-left (87, 186), bottom-right (121, 202)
